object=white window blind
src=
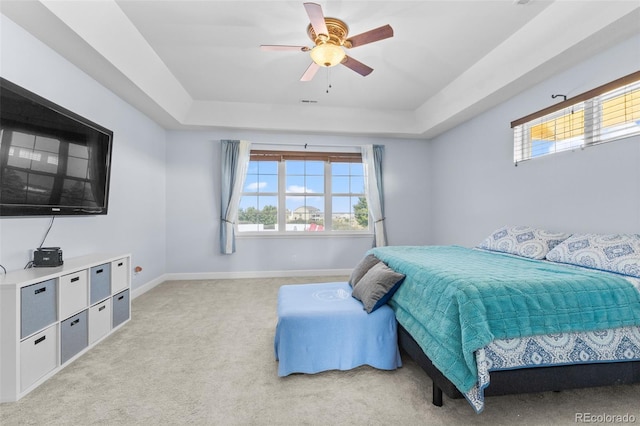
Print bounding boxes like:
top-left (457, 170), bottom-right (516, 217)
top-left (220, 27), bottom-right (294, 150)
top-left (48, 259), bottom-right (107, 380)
top-left (512, 71), bottom-right (640, 164)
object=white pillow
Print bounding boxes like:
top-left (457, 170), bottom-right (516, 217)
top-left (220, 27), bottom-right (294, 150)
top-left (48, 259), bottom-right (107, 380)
top-left (477, 225), bottom-right (571, 260)
top-left (546, 233), bottom-right (640, 278)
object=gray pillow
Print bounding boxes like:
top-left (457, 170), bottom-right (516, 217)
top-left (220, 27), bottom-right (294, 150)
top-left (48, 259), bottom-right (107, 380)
top-left (352, 262), bottom-right (405, 313)
top-left (348, 254), bottom-right (380, 288)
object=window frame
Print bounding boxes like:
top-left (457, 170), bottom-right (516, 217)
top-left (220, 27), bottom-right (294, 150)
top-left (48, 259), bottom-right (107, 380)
top-left (237, 148), bottom-right (372, 237)
top-left (512, 71), bottom-right (640, 164)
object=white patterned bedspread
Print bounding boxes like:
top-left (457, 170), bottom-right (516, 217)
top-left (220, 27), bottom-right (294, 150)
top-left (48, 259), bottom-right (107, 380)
top-left (464, 275), bottom-right (640, 412)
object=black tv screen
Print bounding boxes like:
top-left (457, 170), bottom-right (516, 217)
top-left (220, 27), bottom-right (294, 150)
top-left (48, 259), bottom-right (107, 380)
top-left (0, 78), bottom-right (113, 216)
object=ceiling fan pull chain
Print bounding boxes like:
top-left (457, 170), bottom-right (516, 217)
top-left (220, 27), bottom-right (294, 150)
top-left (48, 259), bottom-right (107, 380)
top-left (326, 68), bottom-right (332, 94)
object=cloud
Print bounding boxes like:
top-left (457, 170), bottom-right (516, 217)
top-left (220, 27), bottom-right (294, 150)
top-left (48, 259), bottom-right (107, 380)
top-left (246, 182), bottom-right (268, 191)
top-left (287, 185), bottom-right (314, 193)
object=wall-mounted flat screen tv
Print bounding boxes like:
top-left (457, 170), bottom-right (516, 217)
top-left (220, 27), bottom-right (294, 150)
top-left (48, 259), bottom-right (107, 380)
top-left (0, 77), bottom-right (113, 216)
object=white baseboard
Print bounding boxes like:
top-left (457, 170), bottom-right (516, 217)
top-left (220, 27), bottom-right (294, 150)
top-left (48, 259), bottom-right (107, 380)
top-left (131, 273), bottom-right (169, 299)
top-left (131, 269), bottom-right (351, 299)
top-left (166, 269), bottom-right (352, 281)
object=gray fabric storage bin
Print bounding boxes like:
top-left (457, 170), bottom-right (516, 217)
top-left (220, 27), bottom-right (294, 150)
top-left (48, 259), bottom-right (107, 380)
top-left (112, 289), bottom-right (130, 328)
top-left (90, 263), bottom-right (111, 304)
top-left (21, 279), bottom-right (57, 339)
top-left (60, 309), bottom-right (88, 364)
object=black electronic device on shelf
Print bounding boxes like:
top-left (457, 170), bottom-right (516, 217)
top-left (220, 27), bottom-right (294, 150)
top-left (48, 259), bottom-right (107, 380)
top-left (33, 247), bottom-right (63, 267)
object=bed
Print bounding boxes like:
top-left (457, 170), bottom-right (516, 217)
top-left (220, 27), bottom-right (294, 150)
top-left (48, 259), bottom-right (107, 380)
top-left (357, 229), bottom-right (640, 413)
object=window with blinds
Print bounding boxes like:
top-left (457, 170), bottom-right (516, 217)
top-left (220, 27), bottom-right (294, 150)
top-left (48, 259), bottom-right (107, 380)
top-left (512, 71), bottom-right (640, 163)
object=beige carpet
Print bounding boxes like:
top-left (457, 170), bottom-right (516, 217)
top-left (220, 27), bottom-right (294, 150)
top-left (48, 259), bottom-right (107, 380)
top-left (1, 276), bottom-right (639, 425)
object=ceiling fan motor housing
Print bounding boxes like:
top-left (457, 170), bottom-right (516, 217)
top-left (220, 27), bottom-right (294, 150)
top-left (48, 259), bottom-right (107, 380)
top-left (307, 18), bottom-right (352, 48)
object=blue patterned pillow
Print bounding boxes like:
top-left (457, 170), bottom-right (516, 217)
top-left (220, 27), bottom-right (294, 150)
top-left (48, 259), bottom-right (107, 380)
top-left (477, 225), bottom-right (571, 260)
top-left (546, 233), bottom-right (640, 278)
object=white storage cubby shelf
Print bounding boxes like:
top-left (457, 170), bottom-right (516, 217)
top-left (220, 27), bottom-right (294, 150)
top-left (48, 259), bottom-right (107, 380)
top-left (0, 253), bottom-right (131, 402)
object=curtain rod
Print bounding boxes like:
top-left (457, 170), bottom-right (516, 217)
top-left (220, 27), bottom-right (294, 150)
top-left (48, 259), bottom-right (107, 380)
top-left (510, 70), bottom-right (640, 128)
top-left (247, 141), bottom-right (365, 149)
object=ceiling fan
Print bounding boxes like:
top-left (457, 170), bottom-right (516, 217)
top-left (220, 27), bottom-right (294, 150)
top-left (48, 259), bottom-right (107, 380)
top-left (260, 2), bottom-right (393, 81)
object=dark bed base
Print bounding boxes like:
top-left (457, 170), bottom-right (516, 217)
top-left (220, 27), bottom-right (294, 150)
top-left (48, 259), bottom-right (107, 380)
top-left (398, 323), bottom-right (640, 408)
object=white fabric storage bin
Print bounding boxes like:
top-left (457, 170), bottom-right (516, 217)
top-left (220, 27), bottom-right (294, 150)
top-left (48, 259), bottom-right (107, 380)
top-left (59, 270), bottom-right (88, 320)
top-left (110, 258), bottom-right (129, 294)
top-left (88, 299), bottom-right (111, 345)
top-left (20, 324), bottom-right (58, 392)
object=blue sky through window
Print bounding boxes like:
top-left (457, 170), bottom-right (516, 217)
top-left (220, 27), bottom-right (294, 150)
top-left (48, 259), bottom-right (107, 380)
top-left (240, 159), bottom-right (365, 214)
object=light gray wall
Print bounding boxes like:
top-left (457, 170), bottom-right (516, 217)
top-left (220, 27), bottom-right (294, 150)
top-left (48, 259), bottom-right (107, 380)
top-left (0, 15), bottom-right (167, 291)
top-left (165, 130), bottom-right (430, 274)
top-left (0, 11), bottom-right (429, 282)
top-left (428, 34), bottom-right (640, 247)
top-left (4, 11), bottom-right (637, 281)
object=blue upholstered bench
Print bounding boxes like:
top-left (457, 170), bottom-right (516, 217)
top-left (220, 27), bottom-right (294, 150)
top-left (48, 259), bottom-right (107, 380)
top-left (274, 282), bottom-right (402, 376)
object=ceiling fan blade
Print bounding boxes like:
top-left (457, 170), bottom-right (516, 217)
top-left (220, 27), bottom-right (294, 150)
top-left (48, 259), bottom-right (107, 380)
top-left (346, 24), bottom-right (394, 48)
top-left (300, 62), bottom-right (321, 82)
top-left (261, 45), bottom-right (310, 52)
top-left (304, 2), bottom-right (328, 38)
top-left (341, 56), bottom-right (373, 77)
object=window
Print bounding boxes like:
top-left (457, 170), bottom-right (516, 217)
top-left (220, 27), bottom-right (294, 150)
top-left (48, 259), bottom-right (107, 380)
top-left (238, 150), bottom-right (369, 233)
top-left (512, 71), bottom-right (640, 163)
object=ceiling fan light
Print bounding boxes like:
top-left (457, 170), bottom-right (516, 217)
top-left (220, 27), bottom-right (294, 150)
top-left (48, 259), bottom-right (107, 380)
top-left (310, 43), bottom-right (345, 67)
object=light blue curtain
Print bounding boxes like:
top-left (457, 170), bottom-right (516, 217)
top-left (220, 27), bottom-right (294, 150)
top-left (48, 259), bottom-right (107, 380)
top-left (362, 144), bottom-right (387, 247)
top-left (220, 140), bottom-right (251, 254)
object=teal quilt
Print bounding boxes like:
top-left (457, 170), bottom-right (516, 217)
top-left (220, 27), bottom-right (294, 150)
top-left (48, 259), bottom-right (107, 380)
top-left (370, 246), bottom-right (640, 395)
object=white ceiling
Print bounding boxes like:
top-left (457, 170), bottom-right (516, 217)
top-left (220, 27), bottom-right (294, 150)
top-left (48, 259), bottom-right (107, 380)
top-left (2, 1), bottom-right (639, 139)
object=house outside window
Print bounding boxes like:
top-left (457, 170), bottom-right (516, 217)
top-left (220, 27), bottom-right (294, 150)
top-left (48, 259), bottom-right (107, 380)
top-left (238, 149), bottom-right (370, 234)
top-left (512, 73), bottom-right (640, 163)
